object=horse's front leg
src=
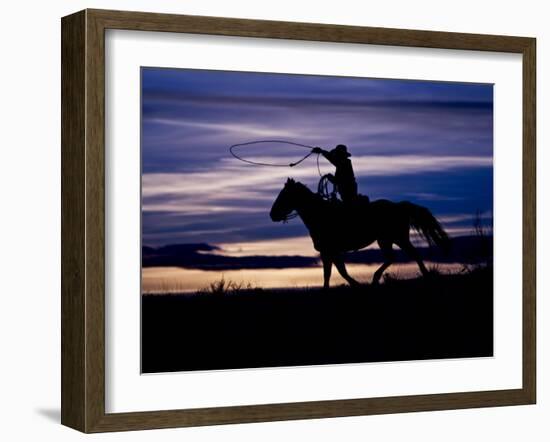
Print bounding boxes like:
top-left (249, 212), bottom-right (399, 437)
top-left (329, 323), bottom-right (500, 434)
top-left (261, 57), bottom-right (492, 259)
top-left (321, 252), bottom-right (333, 289)
top-left (333, 255), bottom-right (360, 287)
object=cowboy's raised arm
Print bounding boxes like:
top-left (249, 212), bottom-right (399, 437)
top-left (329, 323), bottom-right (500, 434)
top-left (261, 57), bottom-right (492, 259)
top-left (312, 147), bottom-right (336, 166)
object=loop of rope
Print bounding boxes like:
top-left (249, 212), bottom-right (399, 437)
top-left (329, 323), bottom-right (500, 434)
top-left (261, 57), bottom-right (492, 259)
top-left (317, 174), bottom-right (339, 201)
top-left (228, 140), bottom-right (327, 222)
top-left (229, 140), bottom-right (318, 168)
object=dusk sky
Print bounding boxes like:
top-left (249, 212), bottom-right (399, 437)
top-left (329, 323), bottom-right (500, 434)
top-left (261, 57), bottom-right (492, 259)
top-left (141, 67), bottom-right (493, 256)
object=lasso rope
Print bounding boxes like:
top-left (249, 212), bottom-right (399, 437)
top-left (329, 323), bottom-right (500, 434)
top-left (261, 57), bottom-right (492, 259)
top-left (229, 139), bottom-right (324, 177)
top-left (317, 174), bottom-right (337, 201)
top-left (228, 139), bottom-right (334, 221)
top-left (229, 140), bottom-right (316, 167)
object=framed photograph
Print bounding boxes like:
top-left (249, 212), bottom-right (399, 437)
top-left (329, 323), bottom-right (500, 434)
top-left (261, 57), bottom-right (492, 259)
top-left (61, 9), bottom-right (536, 433)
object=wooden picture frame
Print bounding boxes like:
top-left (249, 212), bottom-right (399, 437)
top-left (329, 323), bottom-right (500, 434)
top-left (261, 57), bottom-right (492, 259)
top-left (61, 8), bottom-right (536, 433)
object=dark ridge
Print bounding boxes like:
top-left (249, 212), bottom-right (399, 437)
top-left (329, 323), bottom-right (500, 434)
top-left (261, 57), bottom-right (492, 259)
top-left (142, 235), bottom-right (492, 270)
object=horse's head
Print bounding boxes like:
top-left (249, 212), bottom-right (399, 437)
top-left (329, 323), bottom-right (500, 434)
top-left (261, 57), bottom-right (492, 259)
top-left (270, 178), bottom-right (301, 222)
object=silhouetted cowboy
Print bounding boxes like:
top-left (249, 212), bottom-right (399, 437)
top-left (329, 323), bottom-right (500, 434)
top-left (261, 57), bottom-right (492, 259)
top-left (312, 144), bottom-right (358, 203)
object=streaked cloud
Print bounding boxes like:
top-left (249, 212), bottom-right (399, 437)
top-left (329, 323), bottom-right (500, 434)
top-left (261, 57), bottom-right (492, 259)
top-left (141, 68), bottom-right (493, 248)
top-left (149, 117), bottom-right (300, 139)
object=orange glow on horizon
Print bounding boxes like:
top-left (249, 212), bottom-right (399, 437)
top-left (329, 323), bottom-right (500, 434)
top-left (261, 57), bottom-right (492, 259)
top-left (142, 262), bottom-right (464, 294)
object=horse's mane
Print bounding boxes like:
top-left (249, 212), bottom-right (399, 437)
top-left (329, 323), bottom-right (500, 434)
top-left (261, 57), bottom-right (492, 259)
top-left (292, 180), bottom-right (312, 193)
top-left (291, 180), bottom-right (329, 205)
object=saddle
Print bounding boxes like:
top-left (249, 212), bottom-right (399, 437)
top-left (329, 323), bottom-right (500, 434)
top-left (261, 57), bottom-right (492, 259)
top-left (326, 193), bottom-right (369, 204)
top-left (326, 194), bottom-right (370, 218)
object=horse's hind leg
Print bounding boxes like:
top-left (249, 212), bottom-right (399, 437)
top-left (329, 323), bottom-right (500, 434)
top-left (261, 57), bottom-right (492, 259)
top-left (372, 240), bottom-right (394, 285)
top-left (333, 255), bottom-right (360, 287)
top-left (397, 238), bottom-right (429, 277)
top-left (321, 252), bottom-right (333, 289)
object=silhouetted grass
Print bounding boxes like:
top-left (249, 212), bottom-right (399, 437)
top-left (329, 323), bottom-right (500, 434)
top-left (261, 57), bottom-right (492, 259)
top-left (196, 276), bottom-right (258, 296)
top-left (142, 266), bottom-right (493, 373)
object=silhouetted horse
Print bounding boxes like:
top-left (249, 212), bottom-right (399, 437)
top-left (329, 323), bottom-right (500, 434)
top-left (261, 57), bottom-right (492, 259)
top-left (270, 178), bottom-right (450, 288)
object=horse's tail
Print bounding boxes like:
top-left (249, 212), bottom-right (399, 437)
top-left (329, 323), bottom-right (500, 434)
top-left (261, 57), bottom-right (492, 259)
top-left (402, 202), bottom-right (451, 253)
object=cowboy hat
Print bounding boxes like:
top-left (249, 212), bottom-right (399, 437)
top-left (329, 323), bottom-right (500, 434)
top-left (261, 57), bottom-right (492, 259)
top-left (332, 144), bottom-right (351, 158)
